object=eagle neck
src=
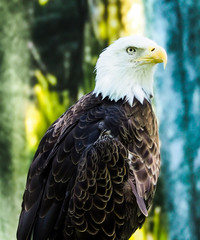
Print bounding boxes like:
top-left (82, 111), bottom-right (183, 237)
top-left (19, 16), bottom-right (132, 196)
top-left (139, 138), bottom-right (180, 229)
top-left (93, 65), bottom-right (155, 106)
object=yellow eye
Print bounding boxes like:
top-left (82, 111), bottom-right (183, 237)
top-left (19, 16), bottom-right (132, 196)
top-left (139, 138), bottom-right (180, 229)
top-left (126, 47), bottom-right (136, 54)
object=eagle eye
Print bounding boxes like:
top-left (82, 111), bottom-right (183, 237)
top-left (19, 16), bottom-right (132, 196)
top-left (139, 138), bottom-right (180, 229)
top-left (126, 47), bottom-right (136, 54)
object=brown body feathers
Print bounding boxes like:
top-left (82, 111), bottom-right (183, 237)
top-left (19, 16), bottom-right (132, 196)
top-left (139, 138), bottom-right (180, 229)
top-left (17, 92), bottom-right (160, 240)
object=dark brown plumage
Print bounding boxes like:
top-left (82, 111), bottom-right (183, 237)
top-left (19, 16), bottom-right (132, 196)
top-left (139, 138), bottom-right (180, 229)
top-left (17, 92), bottom-right (160, 240)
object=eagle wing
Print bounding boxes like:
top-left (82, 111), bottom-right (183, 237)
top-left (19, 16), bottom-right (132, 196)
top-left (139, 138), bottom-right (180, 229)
top-left (17, 112), bottom-right (74, 239)
top-left (121, 99), bottom-right (160, 219)
top-left (17, 94), bottom-right (128, 239)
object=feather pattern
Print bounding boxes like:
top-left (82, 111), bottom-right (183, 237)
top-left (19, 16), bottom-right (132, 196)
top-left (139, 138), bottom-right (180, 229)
top-left (17, 92), bottom-right (160, 240)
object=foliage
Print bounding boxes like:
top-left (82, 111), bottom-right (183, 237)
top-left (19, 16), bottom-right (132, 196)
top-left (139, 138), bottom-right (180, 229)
top-left (130, 207), bottom-right (168, 240)
top-left (38, 0), bottom-right (49, 6)
top-left (26, 70), bottom-right (69, 151)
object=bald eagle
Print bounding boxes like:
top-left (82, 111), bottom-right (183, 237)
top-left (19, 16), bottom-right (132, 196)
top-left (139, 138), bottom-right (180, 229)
top-left (17, 36), bottom-right (167, 240)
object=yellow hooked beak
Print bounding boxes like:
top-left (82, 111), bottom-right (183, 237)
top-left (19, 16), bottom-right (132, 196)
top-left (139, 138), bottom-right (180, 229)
top-left (136, 45), bottom-right (167, 69)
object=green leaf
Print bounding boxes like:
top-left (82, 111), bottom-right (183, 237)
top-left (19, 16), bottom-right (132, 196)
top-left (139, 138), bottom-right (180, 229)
top-left (34, 70), bottom-right (48, 90)
top-left (47, 73), bottom-right (57, 86)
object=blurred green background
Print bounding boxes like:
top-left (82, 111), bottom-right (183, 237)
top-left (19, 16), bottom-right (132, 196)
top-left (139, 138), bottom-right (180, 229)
top-left (0, 0), bottom-right (199, 239)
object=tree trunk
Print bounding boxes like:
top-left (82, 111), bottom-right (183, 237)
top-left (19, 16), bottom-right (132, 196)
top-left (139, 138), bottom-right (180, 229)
top-left (144, 0), bottom-right (200, 239)
top-left (0, 1), bottom-right (30, 239)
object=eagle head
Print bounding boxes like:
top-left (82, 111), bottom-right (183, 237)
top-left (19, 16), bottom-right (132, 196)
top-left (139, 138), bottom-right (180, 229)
top-left (93, 35), bottom-right (167, 105)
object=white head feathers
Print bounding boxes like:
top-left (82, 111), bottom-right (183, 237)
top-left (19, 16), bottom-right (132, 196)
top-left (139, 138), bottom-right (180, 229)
top-left (93, 35), bottom-right (167, 105)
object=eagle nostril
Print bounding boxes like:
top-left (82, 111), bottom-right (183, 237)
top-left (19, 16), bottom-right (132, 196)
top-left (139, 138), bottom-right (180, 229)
top-left (151, 48), bottom-right (155, 52)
